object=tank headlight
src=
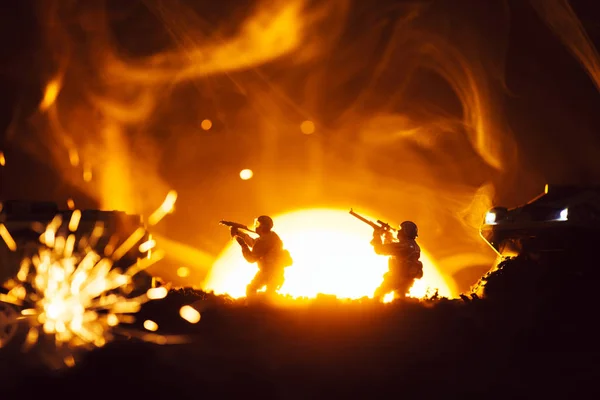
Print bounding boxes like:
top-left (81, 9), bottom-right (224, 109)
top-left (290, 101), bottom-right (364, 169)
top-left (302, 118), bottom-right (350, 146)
top-left (558, 208), bottom-right (568, 221)
top-left (485, 211), bottom-right (497, 225)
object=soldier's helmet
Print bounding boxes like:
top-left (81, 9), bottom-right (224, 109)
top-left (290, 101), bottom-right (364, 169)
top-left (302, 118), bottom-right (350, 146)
top-left (255, 215), bottom-right (274, 232)
top-left (399, 221), bottom-right (418, 239)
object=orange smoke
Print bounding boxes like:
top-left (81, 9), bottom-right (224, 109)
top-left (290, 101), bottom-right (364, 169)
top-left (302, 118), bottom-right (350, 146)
top-left (11, 0), bottom-right (597, 294)
top-left (25, 0), bottom-right (347, 215)
top-left (530, 0), bottom-right (600, 92)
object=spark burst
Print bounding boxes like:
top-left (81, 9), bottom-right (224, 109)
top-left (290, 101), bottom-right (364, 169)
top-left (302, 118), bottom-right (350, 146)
top-left (0, 191), bottom-right (196, 367)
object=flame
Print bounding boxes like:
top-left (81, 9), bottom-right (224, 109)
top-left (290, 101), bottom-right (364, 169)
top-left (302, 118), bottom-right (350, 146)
top-left (25, 0), bottom-right (346, 217)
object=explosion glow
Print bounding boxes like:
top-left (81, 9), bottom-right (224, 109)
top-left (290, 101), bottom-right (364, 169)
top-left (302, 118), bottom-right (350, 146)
top-left (0, 192), bottom-right (199, 367)
top-left (11, 0), bottom-right (598, 307)
top-left (204, 209), bottom-right (454, 301)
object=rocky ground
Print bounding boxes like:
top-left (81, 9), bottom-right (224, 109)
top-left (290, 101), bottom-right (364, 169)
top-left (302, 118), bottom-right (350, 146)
top-left (2, 250), bottom-right (599, 399)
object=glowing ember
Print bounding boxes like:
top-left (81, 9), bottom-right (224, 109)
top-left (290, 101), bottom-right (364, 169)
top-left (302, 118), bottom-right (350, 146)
top-left (147, 286), bottom-right (168, 300)
top-left (0, 224), bottom-right (17, 251)
top-left (147, 190), bottom-right (178, 226)
top-left (68, 210), bottom-right (82, 232)
top-left (205, 208), bottom-right (454, 301)
top-left (240, 169), bottom-right (254, 180)
top-left (139, 238), bottom-right (157, 253)
top-left (0, 151), bottom-right (5, 166)
top-left (179, 305), bottom-right (201, 324)
top-left (143, 320), bottom-right (159, 332)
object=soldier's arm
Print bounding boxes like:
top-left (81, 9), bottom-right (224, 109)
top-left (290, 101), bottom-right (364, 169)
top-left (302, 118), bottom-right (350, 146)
top-left (383, 231), bottom-right (394, 244)
top-left (240, 238), bottom-right (270, 263)
top-left (370, 234), bottom-right (397, 255)
top-left (237, 231), bottom-right (256, 247)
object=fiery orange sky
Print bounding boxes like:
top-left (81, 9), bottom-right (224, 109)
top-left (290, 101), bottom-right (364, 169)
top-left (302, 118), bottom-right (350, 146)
top-left (2, 0), bottom-right (600, 296)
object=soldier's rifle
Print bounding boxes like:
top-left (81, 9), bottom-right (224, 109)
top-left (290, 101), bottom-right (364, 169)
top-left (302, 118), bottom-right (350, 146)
top-left (349, 209), bottom-right (397, 232)
top-left (219, 220), bottom-right (256, 234)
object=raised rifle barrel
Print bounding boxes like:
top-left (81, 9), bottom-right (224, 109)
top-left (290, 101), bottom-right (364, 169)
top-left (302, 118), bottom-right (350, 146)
top-left (349, 209), bottom-right (378, 227)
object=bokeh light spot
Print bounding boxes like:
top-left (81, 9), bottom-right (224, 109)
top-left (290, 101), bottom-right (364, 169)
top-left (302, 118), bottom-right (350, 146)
top-left (300, 120), bottom-right (315, 135)
top-left (82, 163), bottom-right (92, 182)
top-left (240, 169), bottom-right (254, 180)
top-left (179, 305), bottom-right (201, 324)
top-left (177, 267), bottom-right (190, 278)
top-left (68, 149), bottom-right (79, 167)
top-left (143, 320), bottom-right (159, 332)
top-left (201, 119), bottom-right (213, 131)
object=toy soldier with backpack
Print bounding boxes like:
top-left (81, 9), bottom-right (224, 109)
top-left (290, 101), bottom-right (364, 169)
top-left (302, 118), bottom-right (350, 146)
top-left (222, 215), bottom-right (293, 299)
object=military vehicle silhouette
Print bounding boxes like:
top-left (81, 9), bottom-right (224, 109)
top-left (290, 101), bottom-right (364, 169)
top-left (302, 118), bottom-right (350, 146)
top-left (480, 184), bottom-right (600, 258)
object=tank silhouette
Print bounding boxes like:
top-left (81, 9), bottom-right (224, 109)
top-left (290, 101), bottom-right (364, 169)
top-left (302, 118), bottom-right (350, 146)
top-left (480, 184), bottom-right (600, 258)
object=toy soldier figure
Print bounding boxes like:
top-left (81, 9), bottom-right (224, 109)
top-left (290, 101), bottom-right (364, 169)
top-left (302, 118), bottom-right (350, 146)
top-left (371, 221), bottom-right (423, 301)
top-left (230, 215), bottom-right (293, 299)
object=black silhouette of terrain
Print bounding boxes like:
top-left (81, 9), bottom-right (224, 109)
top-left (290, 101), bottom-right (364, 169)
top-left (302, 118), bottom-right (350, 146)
top-left (2, 242), bottom-right (599, 399)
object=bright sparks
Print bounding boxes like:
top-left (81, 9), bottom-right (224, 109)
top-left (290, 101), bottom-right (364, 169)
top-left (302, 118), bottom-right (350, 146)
top-left (39, 78), bottom-right (62, 111)
top-left (0, 194), bottom-right (195, 366)
top-left (0, 224), bottom-right (17, 251)
top-left (143, 320), bottom-right (159, 332)
top-left (147, 286), bottom-right (168, 300)
top-left (0, 221), bottom-right (166, 356)
top-left (179, 305), bottom-right (201, 324)
top-left (147, 190), bottom-right (177, 226)
top-left (204, 209), bottom-right (454, 301)
top-left (239, 169), bottom-right (254, 180)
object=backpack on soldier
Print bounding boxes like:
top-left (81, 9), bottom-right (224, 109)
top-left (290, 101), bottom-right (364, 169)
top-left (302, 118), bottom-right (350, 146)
top-left (279, 249), bottom-right (293, 267)
top-left (409, 260), bottom-right (423, 279)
